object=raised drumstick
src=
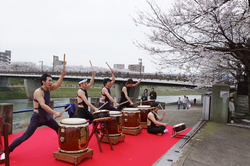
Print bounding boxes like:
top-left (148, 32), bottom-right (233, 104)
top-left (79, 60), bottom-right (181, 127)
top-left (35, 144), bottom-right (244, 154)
top-left (159, 103), bottom-right (164, 110)
top-left (54, 105), bottom-right (71, 119)
top-left (89, 60), bottom-right (94, 71)
top-left (139, 75), bottom-right (145, 81)
top-left (106, 62), bottom-right (112, 70)
top-left (98, 101), bottom-right (108, 110)
top-left (63, 54), bottom-right (66, 71)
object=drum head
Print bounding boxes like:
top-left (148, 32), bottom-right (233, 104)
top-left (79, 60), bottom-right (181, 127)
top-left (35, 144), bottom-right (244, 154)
top-left (93, 110), bottom-right (110, 114)
top-left (60, 118), bottom-right (87, 125)
top-left (138, 105), bottom-right (151, 109)
top-left (109, 111), bottom-right (122, 116)
top-left (122, 108), bottom-right (139, 112)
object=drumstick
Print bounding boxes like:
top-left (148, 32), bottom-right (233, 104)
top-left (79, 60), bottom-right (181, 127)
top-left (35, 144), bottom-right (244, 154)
top-left (139, 75), bottom-right (145, 81)
top-left (166, 116), bottom-right (175, 125)
top-left (159, 103), bottom-right (164, 110)
top-left (89, 60), bottom-right (94, 71)
top-left (98, 101), bottom-right (108, 110)
top-left (119, 100), bottom-right (129, 105)
top-left (133, 101), bottom-right (142, 105)
top-left (54, 105), bottom-right (71, 119)
top-left (63, 54), bottom-right (66, 71)
top-left (106, 62), bottom-right (112, 70)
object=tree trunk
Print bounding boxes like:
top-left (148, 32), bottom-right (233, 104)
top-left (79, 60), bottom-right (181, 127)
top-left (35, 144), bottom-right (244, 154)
top-left (246, 69), bottom-right (250, 111)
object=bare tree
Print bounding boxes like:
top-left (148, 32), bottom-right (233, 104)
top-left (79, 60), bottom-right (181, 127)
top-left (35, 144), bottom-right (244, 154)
top-left (133, 0), bottom-right (250, 106)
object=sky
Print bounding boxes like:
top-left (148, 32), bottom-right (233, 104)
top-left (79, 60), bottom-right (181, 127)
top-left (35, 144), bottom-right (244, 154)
top-left (0, 0), bottom-right (174, 73)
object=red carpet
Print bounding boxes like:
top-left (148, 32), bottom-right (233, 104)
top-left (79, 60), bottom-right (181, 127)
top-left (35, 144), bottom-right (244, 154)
top-left (6, 126), bottom-right (190, 166)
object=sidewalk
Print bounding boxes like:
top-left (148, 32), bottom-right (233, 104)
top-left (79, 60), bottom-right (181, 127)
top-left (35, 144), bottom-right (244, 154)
top-left (154, 105), bottom-right (250, 166)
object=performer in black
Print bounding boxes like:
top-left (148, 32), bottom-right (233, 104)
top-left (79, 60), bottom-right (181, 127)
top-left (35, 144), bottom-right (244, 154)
top-left (118, 78), bottom-right (141, 111)
top-left (147, 102), bottom-right (168, 135)
top-left (77, 71), bottom-right (98, 124)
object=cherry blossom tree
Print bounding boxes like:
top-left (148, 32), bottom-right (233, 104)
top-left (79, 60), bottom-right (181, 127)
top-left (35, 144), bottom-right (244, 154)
top-left (133, 0), bottom-right (250, 106)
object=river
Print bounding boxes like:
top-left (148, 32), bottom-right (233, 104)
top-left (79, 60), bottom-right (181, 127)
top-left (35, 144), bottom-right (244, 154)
top-left (0, 95), bottom-right (201, 129)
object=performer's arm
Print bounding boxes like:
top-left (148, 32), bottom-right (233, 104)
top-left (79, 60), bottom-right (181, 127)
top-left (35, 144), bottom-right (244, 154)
top-left (103, 88), bottom-right (119, 107)
top-left (148, 112), bottom-right (167, 126)
top-left (157, 110), bottom-right (166, 121)
top-left (78, 90), bottom-right (98, 111)
top-left (34, 89), bottom-right (61, 118)
top-left (122, 86), bottom-right (133, 105)
top-left (86, 71), bottom-right (95, 90)
top-left (51, 70), bottom-right (66, 91)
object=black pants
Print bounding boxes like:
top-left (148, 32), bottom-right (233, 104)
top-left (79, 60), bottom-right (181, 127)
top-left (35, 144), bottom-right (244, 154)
top-left (147, 125), bottom-right (166, 134)
top-left (77, 107), bottom-right (94, 124)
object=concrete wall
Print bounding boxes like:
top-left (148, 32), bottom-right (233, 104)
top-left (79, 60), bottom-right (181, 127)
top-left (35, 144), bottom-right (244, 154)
top-left (24, 79), bottom-right (41, 101)
top-left (210, 84), bottom-right (229, 123)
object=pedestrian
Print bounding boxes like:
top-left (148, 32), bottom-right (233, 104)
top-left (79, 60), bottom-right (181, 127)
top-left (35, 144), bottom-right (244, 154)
top-left (182, 95), bottom-right (187, 110)
top-left (141, 89), bottom-right (148, 101)
top-left (177, 97), bottom-right (181, 110)
top-left (149, 88), bottom-right (157, 100)
top-left (186, 97), bottom-right (191, 109)
top-left (194, 98), bottom-right (196, 105)
top-left (118, 78), bottom-right (142, 111)
top-left (76, 70), bottom-right (98, 124)
top-left (229, 97), bottom-right (235, 123)
top-left (2, 71), bottom-right (66, 159)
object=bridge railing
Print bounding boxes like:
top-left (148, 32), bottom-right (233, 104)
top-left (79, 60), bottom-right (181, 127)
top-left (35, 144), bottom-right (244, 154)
top-left (0, 70), bottom-right (195, 82)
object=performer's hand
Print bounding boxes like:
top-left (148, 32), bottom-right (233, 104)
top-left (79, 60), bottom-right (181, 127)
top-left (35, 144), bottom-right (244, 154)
top-left (94, 108), bottom-right (99, 112)
top-left (130, 102), bottom-right (134, 106)
top-left (92, 71), bottom-right (96, 77)
top-left (54, 112), bottom-right (61, 118)
top-left (61, 70), bottom-right (66, 77)
top-left (164, 123), bottom-right (168, 127)
top-left (111, 69), bottom-right (114, 74)
top-left (115, 103), bottom-right (119, 107)
top-left (162, 110), bottom-right (166, 116)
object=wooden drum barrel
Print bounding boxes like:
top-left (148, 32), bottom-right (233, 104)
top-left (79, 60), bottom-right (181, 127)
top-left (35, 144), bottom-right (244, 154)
top-left (122, 108), bottom-right (141, 129)
top-left (104, 111), bottom-right (122, 136)
top-left (93, 110), bottom-right (110, 121)
top-left (58, 118), bottom-right (89, 153)
top-left (173, 123), bottom-right (186, 133)
top-left (137, 105), bottom-right (151, 122)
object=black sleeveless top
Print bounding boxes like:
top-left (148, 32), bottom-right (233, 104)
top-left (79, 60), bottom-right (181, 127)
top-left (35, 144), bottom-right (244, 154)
top-left (77, 88), bottom-right (88, 109)
top-left (37, 87), bottom-right (53, 123)
top-left (101, 87), bottom-right (111, 105)
top-left (119, 85), bottom-right (130, 103)
top-left (148, 112), bottom-right (158, 128)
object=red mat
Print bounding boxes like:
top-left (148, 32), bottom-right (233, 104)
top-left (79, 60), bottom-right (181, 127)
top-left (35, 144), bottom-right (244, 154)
top-left (6, 126), bottom-right (190, 166)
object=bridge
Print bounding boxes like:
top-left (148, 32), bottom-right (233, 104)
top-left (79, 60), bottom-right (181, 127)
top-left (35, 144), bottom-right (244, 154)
top-left (0, 71), bottom-right (197, 101)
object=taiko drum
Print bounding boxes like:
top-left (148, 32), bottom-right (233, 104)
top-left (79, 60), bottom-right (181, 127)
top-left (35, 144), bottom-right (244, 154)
top-left (137, 105), bottom-right (151, 122)
top-left (122, 108), bottom-right (141, 129)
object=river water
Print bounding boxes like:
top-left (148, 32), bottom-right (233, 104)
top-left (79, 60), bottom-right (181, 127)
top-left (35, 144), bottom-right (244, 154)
top-left (0, 95), bottom-right (201, 129)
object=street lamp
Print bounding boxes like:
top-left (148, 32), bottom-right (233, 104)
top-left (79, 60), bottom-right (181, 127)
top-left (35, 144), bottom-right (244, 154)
top-left (39, 61), bottom-right (43, 72)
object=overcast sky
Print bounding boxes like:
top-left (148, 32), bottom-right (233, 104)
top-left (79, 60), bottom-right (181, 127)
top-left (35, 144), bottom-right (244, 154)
top-left (0, 0), bottom-right (174, 73)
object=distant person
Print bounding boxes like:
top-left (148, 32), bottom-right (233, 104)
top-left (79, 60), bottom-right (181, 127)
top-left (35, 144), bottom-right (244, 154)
top-left (186, 97), bottom-right (191, 109)
top-left (182, 95), bottom-right (187, 110)
top-left (229, 97), bottom-right (235, 123)
top-left (2, 71), bottom-right (66, 159)
top-left (177, 97), bottom-right (181, 110)
top-left (77, 71), bottom-right (98, 124)
top-left (149, 88), bottom-right (157, 100)
top-left (141, 89), bottom-right (148, 101)
top-left (100, 69), bottom-right (120, 111)
top-left (147, 102), bottom-right (168, 135)
top-left (194, 98), bottom-right (197, 105)
top-left (118, 78), bottom-right (142, 111)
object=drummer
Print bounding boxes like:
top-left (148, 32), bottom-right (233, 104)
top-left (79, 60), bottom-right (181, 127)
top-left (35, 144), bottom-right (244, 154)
top-left (118, 78), bottom-right (142, 111)
top-left (100, 69), bottom-right (120, 111)
top-left (147, 102), bottom-right (168, 135)
top-left (2, 71), bottom-right (66, 159)
top-left (77, 71), bottom-right (98, 124)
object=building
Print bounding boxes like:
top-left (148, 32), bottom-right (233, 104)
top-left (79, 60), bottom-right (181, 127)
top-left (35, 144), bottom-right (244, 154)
top-left (53, 55), bottom-right (66, 71)
top-left (0, 50), bottom-right (11, 64)
top-left (128, 63), bottom-right (144, 73)
top-left (114, 64), bottom-right (125, 69)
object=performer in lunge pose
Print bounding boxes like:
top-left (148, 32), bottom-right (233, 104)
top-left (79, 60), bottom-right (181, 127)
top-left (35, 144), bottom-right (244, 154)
top-left (118, 78), bottom-right (142, 111)
top-left (147, 102), bottom-right (168, 135)
top-left (77, 71), bottom-right (98, 124)
top-left (1, 71), bottom-right (66, 159)
top-left (100, 69), bottom-right (120, 111)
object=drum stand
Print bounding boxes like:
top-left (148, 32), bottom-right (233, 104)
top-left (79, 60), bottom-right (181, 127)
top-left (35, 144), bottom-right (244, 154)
top-left (122, 126), bottom-right (142, 136)
top-left (89, 117), bottom-right (113, 153)
top-left (99, 134), bottom-right (125, 145)
top-left (140, 122), bottom-right (147, 129)
top-left (171, 128), bottom-right (190, 139)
